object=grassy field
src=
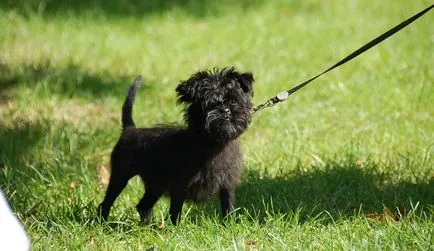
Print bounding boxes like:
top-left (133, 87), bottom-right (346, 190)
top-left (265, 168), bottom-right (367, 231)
top-left (0, 0), bottom-right (433, 249)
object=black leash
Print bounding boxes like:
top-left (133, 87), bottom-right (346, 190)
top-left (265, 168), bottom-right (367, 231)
top-left (253, 4), bottom-right (433, 113)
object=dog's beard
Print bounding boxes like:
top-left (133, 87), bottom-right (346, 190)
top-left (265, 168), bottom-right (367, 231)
top-left (205, 110), bottom-right (249, 141)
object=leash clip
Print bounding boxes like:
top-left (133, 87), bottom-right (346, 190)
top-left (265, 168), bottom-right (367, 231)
top-left (252, 99), bottom-right (274, 113)
top-left (252, 92), bottom-right (287, 113)
top-left (276, 91), bottom-right (289, 101)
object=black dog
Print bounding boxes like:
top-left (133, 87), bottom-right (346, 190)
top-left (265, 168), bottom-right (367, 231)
top-left (98, 67), bottom-right (254, 224)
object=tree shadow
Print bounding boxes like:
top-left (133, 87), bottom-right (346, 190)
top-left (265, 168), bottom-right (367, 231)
top-left (0, 120), bottom-right (48, 167)
top-left (0, 119), bottom-right (49, 212)
top-left (0, 0), bottom-right (265, 18)
top-left (0, 62), bottom-right (151, 101)
top-left (0, 119), bottom-right (119, 221)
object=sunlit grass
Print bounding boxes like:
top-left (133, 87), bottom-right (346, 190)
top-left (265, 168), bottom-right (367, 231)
top-left (0, 0), bottom-right (433, 249)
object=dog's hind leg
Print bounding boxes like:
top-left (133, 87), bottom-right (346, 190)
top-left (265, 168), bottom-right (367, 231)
top-left (136, 185), bottom-right (164, 223)
top-left (219, 187), bottom-right (235, 218)
top-left (98, 170), bottom-right (132, 221)
top-left (169, 190), bottom-right (186, 225)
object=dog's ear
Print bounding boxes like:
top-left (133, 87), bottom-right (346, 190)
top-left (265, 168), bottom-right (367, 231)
top-left (176, 72), bottom-right (208, 103)
top-left (238, 72), bottom-right (254, 94)
top-left (176, 80), bottom-right (195, 103)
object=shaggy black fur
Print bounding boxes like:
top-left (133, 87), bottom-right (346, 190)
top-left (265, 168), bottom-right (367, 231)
top-left (98, 68), bottom-right (254, 224)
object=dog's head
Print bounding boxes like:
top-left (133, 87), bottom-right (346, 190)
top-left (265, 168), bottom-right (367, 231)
top-left (176, 67), bottom-right (254, 142)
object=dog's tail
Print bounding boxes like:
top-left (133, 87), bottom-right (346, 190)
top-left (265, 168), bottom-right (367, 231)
top-left (122, 76), bottom-right (142, 129)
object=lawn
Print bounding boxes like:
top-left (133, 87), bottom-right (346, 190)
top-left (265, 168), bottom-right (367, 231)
top-left (0, 0), bottom-right (433, 249)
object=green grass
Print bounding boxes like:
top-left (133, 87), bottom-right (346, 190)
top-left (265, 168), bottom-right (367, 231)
top-left (1, 0), bottom-right (433, 249)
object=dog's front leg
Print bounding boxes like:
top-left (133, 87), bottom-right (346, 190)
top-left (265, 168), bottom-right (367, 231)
top-left (219, 187), bottom-right (235, 218)
top-left (169, 190), bottom-right (186, 225)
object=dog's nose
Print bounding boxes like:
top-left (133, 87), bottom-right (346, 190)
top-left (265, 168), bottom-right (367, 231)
top-left (223, 108), bottom-right (231, 114)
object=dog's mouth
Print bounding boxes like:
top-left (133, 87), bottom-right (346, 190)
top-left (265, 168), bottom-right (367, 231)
top-left (207, 123), bottom-right (238, 141)
top-left (204, 110), bottom-right (249, 141)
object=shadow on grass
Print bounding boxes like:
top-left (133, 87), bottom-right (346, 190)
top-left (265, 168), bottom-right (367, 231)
top-left (190, 157), bottom-right (433, 223)
top-left (0, 0), bottom-right (265, 18)
top-left (0, 120), bottom-right (49, 213)
top-left (0, 120), bottom-right (119, 224)
top-left (235, 161), bottom-right (433, 222)
top-left (0, 62), bottom-right (149, 100)
top-left (0, 120), bottom-right (48, 167)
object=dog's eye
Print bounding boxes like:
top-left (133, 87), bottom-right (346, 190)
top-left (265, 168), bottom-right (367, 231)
top-left (229, 99), bottom-right (237, 105)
